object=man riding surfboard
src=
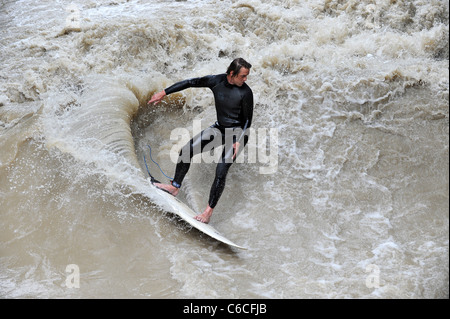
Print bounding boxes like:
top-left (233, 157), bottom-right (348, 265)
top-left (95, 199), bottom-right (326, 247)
top-left (148, 58), bottom-right (254, 224)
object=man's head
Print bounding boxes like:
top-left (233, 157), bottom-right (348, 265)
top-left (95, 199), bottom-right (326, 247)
top-left (227, 58), bottom-right (252, 87)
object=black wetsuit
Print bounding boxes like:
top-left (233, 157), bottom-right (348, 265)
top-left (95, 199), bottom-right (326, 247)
top-left (164, 73), bottom-right (254, 208)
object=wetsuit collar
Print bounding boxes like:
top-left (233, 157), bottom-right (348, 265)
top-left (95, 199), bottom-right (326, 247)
top-left (225, 81), bottom-right (235, 88)
top-left (226, 74), bottom-right (238, 88)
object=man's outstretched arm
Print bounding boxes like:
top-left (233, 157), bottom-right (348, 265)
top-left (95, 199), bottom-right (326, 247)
top-left (148, 75), bottom-right (217, 105)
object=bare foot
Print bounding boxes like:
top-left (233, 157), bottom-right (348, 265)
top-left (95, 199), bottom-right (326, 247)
top-left (194, 206), bottom-right (214, 224)
top-left (154, 183), bottom-right (179, 196)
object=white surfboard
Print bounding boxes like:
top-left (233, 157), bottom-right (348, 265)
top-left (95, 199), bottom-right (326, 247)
top-left (149, 180), bottom-right (246, 250)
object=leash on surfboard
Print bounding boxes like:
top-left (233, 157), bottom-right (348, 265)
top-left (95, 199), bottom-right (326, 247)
top-left (143, 145), bottom-right (174, 183)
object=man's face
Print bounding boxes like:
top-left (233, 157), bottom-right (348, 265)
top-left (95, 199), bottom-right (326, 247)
top-left (229, 68), bottom-right (250, 87)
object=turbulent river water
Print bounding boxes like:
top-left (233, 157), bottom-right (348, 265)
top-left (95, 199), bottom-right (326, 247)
top-left (0, 0), bottom-right (448, 298)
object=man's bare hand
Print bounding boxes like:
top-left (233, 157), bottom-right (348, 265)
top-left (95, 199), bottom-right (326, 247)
top-left (233, 142), bottom-right (240, 160)
top-left (148, 90), bottom-right (166, 105)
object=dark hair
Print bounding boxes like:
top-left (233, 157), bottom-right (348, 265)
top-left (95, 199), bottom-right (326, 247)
top-left (226, 58), bottom-right (252, 77)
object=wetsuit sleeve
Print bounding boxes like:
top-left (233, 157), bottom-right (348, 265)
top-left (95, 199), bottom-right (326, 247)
top-left (235, 87), bottom-right (254, 144)
top-left (241, 88), bottom-right (254, 129)
top-left (164, 75), bottom-right (217, 95)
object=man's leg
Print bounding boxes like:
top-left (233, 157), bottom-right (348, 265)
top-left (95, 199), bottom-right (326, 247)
top-left (194, 161), bottom-right (232, 223)
top-left (154, 126), bottom-right (221, 195)
top-left (194, 132), bottom-right (249, 223)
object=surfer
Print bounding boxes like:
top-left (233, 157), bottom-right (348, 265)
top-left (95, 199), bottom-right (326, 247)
top-left (148, 58), bottom-right (254, 223)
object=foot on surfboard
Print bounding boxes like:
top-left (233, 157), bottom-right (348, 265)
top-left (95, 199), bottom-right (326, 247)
top-left (153, 182), bottom-right (179, 197)
top-left (194, 210), bottom-right (213, 224)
